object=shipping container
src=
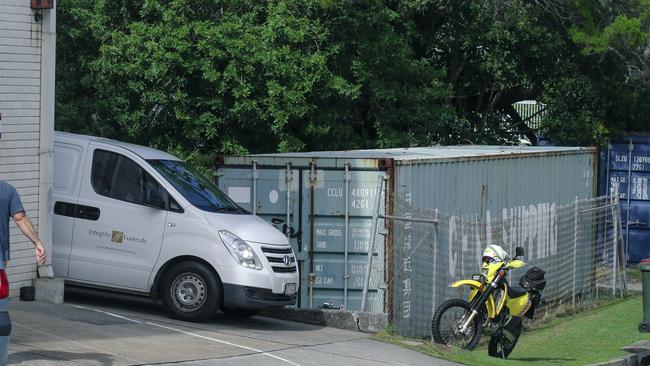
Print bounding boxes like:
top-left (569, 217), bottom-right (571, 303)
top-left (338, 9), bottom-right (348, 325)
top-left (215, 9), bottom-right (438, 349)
top-left (599, 134), bottom-right (650, 263)
top-left (215, 146), bottom-right (597, 314)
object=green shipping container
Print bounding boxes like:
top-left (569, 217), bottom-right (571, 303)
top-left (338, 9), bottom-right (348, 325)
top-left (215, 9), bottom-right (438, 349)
top-left (214, 146), bottom-right (597, 319)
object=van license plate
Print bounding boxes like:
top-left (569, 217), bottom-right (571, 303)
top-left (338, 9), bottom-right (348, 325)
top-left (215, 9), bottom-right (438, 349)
top-left (285, 283), bottom-right (297, 295)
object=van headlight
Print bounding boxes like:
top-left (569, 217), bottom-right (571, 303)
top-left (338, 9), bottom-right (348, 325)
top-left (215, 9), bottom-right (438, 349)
top-left (218, 231), bottom-right (263, 270)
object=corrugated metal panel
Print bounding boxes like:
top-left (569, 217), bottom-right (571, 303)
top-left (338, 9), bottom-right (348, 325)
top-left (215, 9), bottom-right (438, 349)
top-left (395, 149), bottom-right (596, 216)
top-left (599, 135), bottom-right (650, 262)
top-left (0, 2), bottom-right (43, 294)
top-left (389, 148), bottom-right (596, 336)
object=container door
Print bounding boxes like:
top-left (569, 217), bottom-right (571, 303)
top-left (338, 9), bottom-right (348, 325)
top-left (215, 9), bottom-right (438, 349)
top-left (301, 167), bottom-right (386, 312)
top-left (601, 137), bottom-right (650, 262)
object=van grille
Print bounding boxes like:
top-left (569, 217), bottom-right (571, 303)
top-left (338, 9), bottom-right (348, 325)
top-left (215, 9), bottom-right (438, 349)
top-left (261, 247), bottom-right (292, 255)
top-left (261, 246), bottom-right (297, 273)
top-left (272, 266), bottom-right (297, 273)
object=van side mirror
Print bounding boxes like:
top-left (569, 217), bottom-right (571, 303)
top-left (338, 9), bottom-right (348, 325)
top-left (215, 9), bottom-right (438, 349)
top-left (515, 246), bottom-right (524, 258)
top-left (271, 217), bottom-right (285, 225)
top-left (282, 224), bottom-right (299, 238)
top-left (146, 188), bottom-right (166, 209)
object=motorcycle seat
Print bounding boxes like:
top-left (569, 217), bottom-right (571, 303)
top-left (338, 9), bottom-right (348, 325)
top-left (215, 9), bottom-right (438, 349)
top-left (507, 285), bottom-right (528, 299)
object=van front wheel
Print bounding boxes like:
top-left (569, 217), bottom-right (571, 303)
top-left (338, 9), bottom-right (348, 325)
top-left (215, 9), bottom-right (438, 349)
top-left (161, 262), bottom-right (221, 322)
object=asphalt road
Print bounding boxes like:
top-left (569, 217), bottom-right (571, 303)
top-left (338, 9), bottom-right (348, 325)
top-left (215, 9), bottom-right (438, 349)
top-left (6, 287), bottom-right (458, 366)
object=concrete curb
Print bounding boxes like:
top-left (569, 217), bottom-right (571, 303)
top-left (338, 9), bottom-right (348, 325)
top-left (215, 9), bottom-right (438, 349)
top-left (260, 307), bottom-right (388, 333)
top-left (588, 352), bottom-right (650, 366)
top-left (589, 340), bottom-right (650, 366)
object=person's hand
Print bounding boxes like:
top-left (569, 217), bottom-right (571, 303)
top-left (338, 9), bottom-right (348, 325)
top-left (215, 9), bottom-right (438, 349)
top-left (35, 242), bottom-right (46, 265)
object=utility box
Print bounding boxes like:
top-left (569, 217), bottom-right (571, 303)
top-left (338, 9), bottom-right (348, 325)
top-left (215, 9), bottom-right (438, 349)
top-left (31, 0), bottom-right (54, 9)
top-left (215, 146), bottom-right (597, 315)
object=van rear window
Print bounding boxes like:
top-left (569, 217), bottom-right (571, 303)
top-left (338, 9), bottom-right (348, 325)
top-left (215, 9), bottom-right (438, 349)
top-left (148, 160), bottom-right (247, 214)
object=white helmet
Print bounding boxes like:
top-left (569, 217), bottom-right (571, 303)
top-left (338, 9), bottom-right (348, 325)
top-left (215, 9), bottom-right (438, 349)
top-left (482, 245), bottom-right (509, 263)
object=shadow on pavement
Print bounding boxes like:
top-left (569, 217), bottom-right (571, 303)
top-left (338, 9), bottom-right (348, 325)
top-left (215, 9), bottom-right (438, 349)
top-left (63, 285), bottom-right (323, 332)
top-left (8, 350), bottom-right (114, 365)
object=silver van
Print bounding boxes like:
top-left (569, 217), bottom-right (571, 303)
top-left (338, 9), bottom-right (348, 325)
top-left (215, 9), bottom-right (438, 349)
top-left (52, 132), bottom-right (298, 321)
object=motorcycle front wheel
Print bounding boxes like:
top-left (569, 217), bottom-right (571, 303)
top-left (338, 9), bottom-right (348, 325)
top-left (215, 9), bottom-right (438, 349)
top-left (488, 321), bottom-right (522, 359)
top-left (431, 299), bottom-right (483, 350)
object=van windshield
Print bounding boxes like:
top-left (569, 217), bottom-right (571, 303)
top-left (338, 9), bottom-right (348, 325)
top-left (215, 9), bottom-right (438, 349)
top-left (148, 160), bottom-right (247, 214)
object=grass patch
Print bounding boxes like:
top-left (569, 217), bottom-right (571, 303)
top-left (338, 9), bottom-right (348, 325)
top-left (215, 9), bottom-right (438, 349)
top-left (373, 296), bottom-right (650, 366)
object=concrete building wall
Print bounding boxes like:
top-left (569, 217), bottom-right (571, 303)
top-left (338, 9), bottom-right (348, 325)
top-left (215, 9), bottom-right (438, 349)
top-left (0, 0), bottom-right (55, 297)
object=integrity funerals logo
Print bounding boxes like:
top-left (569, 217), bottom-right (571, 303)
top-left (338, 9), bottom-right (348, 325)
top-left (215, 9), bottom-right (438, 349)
top-left (111, 230), bottom-right (124, 243)
top-left (89, 228), bottom-right (147, 244)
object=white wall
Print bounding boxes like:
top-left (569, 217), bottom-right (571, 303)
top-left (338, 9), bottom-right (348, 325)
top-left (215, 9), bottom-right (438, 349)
top-left (0, 0), bottom-right (55, 297)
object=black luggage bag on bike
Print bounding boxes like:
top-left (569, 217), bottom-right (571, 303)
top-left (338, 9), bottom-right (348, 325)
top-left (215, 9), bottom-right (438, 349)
top-left (519, 266), bottom-right (546, 291)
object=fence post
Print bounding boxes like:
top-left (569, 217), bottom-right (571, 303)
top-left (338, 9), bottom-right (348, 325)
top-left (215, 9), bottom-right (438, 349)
top-left (431, 209), bottom-right (439, 315)
top-left (625, 141), bottom-right (633, 264)
top-left (361, 175), bottom-right (385, 312)
top-left (615, 194), bottom-right (627, 297)
top-left (572, 196), bottom-right (579, 310)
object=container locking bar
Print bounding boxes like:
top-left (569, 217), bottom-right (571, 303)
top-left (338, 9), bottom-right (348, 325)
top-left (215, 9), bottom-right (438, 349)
top-left (252, 161), bottom-right (258, 215)
top-left (343, 162), bottom-right (351, 310)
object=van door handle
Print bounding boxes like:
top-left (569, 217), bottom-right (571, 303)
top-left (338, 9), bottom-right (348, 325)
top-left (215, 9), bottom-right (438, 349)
top-left (54, 202), bottom-right (100, 221)
top-left (77, 205), bottom-right (100, 221)
top-left (167, 223), bottom-right (176, 228)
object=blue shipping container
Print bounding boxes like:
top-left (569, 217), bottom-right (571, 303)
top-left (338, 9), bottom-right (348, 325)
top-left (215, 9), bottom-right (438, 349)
top-left (599, 134), bottom-right (650, 263)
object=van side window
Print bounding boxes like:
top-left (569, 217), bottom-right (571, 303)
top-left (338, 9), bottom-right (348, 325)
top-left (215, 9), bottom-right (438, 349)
top-left (91, 149), bottom-right (165, 208)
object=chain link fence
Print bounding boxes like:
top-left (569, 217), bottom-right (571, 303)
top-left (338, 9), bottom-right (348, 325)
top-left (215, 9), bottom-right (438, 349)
top-left (371, 194), bottom-right (625, 338)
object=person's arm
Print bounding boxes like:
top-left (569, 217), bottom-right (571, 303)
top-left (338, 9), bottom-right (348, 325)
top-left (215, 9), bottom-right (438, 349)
top-left (13, 212), bottom-right (45, 265)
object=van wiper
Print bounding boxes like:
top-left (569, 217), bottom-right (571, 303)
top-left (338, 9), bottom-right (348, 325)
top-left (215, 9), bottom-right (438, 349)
top-left (213, 206), bottom-right (243, 214)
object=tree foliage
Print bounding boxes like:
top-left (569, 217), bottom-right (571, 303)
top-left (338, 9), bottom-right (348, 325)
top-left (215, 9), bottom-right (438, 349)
top-left (56, 0), bottom-right (650, 159)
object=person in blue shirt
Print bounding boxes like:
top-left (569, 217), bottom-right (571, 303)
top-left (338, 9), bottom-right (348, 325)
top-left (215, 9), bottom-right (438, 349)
top-left (0, 180), bottom-right (45, 265)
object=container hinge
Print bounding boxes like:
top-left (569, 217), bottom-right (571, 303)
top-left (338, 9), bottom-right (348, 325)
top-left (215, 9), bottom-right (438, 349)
top-left (344, 162), bottom-right (351, 181)
top-left (309, 160), bottom-right (317, 184)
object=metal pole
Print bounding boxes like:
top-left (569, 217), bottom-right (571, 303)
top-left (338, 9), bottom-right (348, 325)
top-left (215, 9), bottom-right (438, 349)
top-left (343, 163), bottom-right (351, 310)
top-left (625, 141), bottom-right (633, 263)
top-left (361, 175), bottom-right (385, 312)
top-left (606, 144), bottom-right (611, 196)
top-left (252, 161), bottom-right (258, 215)
top-left (611, 194), bottom-right (617, 297)
top-left (308, 161), bottom-right (316, 308)
top-left (604, 143), bottom-right (612, 300)
top-left (572, 196), bottom-right (579, 310)
top-left (379, 215), bottom-right (439, 224)
top-left (616, 194), bottom-right (627, 297)
top-left (286, 163), bottom-right (292, 237)
top-left (431, 209), bottom-right (439, 315)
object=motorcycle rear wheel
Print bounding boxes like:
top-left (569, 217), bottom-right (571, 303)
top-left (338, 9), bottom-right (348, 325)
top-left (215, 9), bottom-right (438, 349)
top-left (488, 321), bottom-right (522, 359)
top-left (431, 299), bottom-right (483, 350)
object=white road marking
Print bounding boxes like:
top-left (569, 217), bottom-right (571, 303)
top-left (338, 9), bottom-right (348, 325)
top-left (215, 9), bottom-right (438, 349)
top-left (73, 305), bottom-right (142, 323)
top-left (145, 321), bottom-right (301, 366)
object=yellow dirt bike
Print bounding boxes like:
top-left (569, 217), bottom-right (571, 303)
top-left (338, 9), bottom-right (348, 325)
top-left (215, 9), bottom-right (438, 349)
top-left (431, 245), bottom-right (545, 359)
